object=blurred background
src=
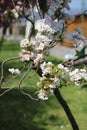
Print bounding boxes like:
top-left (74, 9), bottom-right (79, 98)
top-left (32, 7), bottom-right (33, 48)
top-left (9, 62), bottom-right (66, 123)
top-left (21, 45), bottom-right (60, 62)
top-left (0, 1), bottom-right (87, 130)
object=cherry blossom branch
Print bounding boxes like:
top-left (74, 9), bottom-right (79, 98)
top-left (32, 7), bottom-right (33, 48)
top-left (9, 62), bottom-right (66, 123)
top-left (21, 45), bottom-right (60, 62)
top-left (0, 57), bottom-right (20, 88)
top-left (19, 90), bottom-right (39, 101)
top-left (2, 66), bottom-right (26, 87)
top-left (33, 66), bottom-right (79, 130)
top-left (0, 61), bottom-right (38, 100)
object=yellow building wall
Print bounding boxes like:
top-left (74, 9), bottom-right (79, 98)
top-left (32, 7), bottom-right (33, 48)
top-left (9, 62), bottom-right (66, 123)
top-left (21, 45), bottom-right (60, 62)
top-left (63, 15), bottom-right (87, 47)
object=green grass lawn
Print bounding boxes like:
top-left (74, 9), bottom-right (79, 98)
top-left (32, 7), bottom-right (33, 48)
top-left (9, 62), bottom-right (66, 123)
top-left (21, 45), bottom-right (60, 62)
top-left (0, 40), bottom-right (87, 130)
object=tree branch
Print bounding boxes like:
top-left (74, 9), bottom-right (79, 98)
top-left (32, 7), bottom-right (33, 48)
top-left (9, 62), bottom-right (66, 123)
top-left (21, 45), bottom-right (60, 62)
top-left (0, 57), bottom-right (19, 88)
top-left (0, 85), bottom-right (16, 96)
top-left (20, 89), bottom-right (39, 101)
top-left (54, 87), bottom-right (79, 130)
top-left (36, 0), bottom-right (44, 19)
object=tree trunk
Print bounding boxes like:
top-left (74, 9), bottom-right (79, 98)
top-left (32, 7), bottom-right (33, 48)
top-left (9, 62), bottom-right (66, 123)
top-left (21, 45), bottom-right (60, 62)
top-left (54, 87), bottom-right (79, 130)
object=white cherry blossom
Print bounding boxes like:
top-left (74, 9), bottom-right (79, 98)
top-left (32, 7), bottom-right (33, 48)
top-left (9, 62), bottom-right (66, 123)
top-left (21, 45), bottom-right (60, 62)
top-left (38, 89), bottom-right (48, 100)
top-left (34, 54), bottom-right (44, 66)
top-left (9, 68), bottom-right (20, 75)
top-left (19, 49), bottom-right (34, 61)
top-left (58, 64), bottom-right (64, 69)
top-left (20, 38), bottom-right (31, 48)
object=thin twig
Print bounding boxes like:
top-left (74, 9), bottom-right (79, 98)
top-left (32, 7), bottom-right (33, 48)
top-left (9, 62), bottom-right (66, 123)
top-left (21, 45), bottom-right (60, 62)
top-left (20, 90), bottom-right (39, 101)
top-left (18, 64), bottom-right (33, 89)
top-left (22, 4), bottom-right (34, 25)
top-left (0, 57), bottom-right (20, 88)
top-left (36, 0), bottom-right (44, 19)
top-left (0, 85), bottom-right (16, 96)
top-left (21, 69), bottom-right (38, 85)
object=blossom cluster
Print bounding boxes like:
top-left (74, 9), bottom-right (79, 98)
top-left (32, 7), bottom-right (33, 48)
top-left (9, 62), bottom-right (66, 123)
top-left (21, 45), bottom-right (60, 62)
top-left (37, 63), bottom-right (87, 100)
top-left (67, 28), bottom-right (87, 52)
top-left (16, 26), bottom-right (87, 101)
top-left (35, 18), bottom-right (60, 34)
top-left (37, 62), bottom-right (60, 100)
top-left (69, 68), bottom-right (87, 86)
top-left (37, 63), bottom-right (69, 100)
top-left (9, 68), bottom-right (20, 75)
top-left (19, 38), bottom-right (49, 66)
top-left (19, 16), bottom-right (66, 66)
top-left (35, 18), bottom-right (64, 42)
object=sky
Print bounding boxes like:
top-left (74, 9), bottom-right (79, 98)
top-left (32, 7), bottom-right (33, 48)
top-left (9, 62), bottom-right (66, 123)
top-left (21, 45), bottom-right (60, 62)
top-left (69, 0), bottom-right (87, 14)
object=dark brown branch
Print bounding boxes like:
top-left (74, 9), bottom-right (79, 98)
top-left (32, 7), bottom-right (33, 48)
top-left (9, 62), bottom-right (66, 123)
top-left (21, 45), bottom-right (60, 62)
top-left (54, 87), bottom-right (79, 130)
top-left (36, 0), bottom-right (44, 19)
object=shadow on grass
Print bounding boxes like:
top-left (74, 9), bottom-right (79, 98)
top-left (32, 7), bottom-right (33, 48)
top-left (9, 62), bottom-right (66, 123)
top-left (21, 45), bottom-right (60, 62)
top-left (0, 88), bottom-right (62, 130)
top-left (0, 89), bottom-right (46, 130)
